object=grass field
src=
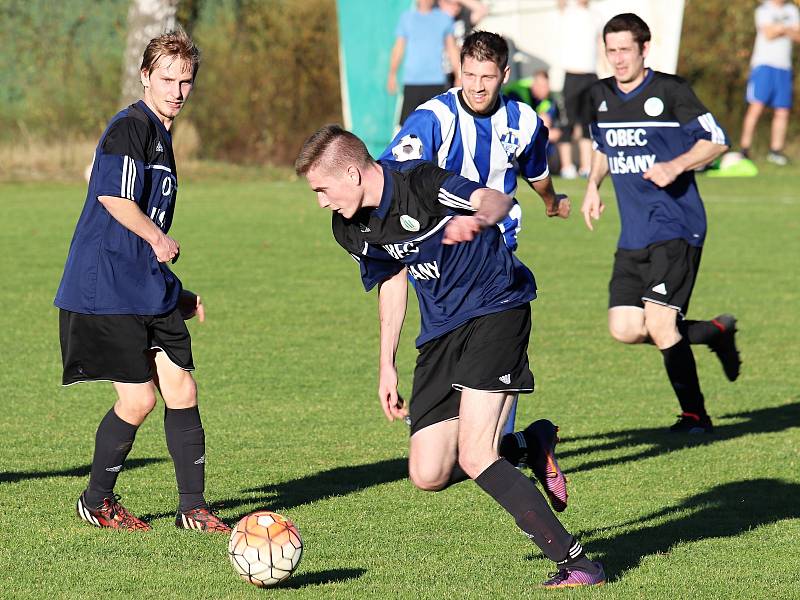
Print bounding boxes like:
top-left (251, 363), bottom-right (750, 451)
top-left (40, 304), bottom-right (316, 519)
top-left (1, 165), bottom-right (798, 599)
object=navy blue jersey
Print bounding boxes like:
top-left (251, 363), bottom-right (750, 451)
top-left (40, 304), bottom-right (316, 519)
top-left (589, 70), bottom-right (729, 250)
top-left (333, 160), bottom-right (537, 347)
top-left (55, 101), bottom-right (181, 314)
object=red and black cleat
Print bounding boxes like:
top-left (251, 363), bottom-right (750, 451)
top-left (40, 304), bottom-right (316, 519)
top-left (710, 314), bottom-right (741, 382)
top-left (176, 507), bottom-right (231, 533)
top-left (76, 492), bottom-right (151, 531)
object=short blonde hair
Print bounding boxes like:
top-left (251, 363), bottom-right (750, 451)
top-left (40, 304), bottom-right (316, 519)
top-left (141, 26), bottom-right (201, 78)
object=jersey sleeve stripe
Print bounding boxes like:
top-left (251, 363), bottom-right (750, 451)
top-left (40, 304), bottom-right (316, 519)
top-left (127, 157), bottom-right (137, 200)
top-left (698, 112), bottom-right (726, 145)
top-left (120, 155), bottom-right (129, 198)
top-left (438, 188), bottom-right (473, 210)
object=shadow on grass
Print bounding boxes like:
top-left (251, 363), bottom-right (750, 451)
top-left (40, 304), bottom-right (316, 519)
top-left (278, 567), bottom-right (366, 589)
top-left (564, 478), bottom-right (800, 582)
top-left (140, 457), bottom-right (408, 522)
top-left (0, 457), bottom-right (167, 484)
top-left (559, 402), bottom-right (800, 474)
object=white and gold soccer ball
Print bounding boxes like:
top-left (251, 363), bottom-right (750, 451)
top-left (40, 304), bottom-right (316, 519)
top-left (228, 511), bottom-right (303, 587)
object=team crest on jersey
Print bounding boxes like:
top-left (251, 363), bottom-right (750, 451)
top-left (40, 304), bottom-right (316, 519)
top-left (499, 129), bottom-right (520, 161)
top-left (644, 97), bottom-right (664, 117)
top-left (598, 100), bottom-right (608, 112)
top-left (400, 215), bottom-right (420, 232)
top-left (155, 141), bottom-right (164, 153)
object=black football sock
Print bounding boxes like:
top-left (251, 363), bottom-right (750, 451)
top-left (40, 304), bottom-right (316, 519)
top-left (677, 319), bottom-right (722, 345)
top-left (165, 406), bottom-right (207, 512)
top-left (498, 431), bottom-right (529, 466)
top-left (85, 408), bottom-right (139, 509)
top-left (474, 458), bottom-right (594, 570)
top-left (661, 337), bottom-right (706, 416)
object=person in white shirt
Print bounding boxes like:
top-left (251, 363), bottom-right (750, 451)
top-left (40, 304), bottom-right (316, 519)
top-left (739, 0), bottom-right (800, 165)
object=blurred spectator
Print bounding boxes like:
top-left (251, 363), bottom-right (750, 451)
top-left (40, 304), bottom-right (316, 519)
top-left (557, 0), bottom-right (601, 178)
top-left (387, 0), bottom-right (460, 125)
top-left (739, 0), bottom-right (800, 166)
top-left (504, 70), bottom-right (562, 171)
top-left (439, 0), bottom-right (489, 86)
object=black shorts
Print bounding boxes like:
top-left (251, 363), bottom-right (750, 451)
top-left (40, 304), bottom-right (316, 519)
top-left (59, 308), bottom-right (194, 386)
top-left (400, 84), bottom-right (446, 125)
top-left (409, 305), bottom-right (535, 435)
top-left (609, 238), bottom-right (703, 316)
top-left (561, 72), bottom-right (598, 140)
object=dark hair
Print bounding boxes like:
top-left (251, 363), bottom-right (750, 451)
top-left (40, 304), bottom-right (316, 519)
top-left (141, 26), bottom-right (201, 77)
top-left (295, 124), bottom-right (372, 176)
top-left (461, 31), bottom-right (508, 70)
top-left (603, 13), bottom-right (651, 51)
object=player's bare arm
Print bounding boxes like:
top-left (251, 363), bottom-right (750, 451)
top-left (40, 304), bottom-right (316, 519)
top-left (581, 150), bottom-right (609, 231)
top-left (98, 195), bottom-right (179, 262)
top-left (643, 138), bottom-right (729, 188)
top-left (445, 34), bottom-right (461, 85)
top-left (377, 267), bottom-right (409, 421)
top-left (529, 176), bottom-right (570, 218)
top-left (442, 187), bottom-right (512, 245)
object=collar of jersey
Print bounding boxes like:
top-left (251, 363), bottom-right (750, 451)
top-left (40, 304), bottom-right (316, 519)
top-left (613, 68), bottom-right (654, 101)
top-left (135, 100), bottom-right (172, 140)
top-left (457, 89), bottom-right (502, 118)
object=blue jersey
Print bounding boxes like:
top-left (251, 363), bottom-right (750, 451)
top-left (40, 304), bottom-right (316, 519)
top-left (379, 89), bottom-right (550, 249)
top-left (333, 160), bottom-right (537, 347)
top-left (589, 70), bottom-right (729, 250)
top-left (55, 101), bottom-right (182, 315)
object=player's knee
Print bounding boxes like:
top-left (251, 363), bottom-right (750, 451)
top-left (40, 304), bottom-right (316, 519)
top-left (408, 463), bottom-right (449, 492)
top-left (116, 391), bottom-right (157, 423)
top-left (608, 320), bottom-right (644, 344)
top-left (163, 374), bottom-right (198, 409)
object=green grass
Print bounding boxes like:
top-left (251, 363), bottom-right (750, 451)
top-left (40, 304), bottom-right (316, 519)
top-left (0, 165), bottom-right (798, 599)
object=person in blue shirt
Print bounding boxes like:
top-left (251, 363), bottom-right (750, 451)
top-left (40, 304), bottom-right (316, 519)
top-left (381, 32), bottom-right (570, 496)
top-left (387, 0), bottom-right (461, 125)
top-left (54, 28), bottom-right (228, 533)
top-left (581, 14), bottom-right (741, 433)
top-left (295, 124), bottom-right (606, 588)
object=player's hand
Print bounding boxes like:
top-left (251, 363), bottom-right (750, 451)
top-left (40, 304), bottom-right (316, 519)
top-left (378, 363), bottom-right (407, 421)
top-left (442, 215), bottom-right (487, 245)
top-left (643, 161), bottom-right (681, 188)
top-left (152, 233), bottom-right (180, 263)
top-left (546, 193), bottom-right (570, 219)
top-left (581, 184), bottom-right (605, 231)
top-left (178, 289), bottom-right (205, 322)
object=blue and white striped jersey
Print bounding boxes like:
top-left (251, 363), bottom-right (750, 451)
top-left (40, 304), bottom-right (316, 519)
top-left (589, 70), bottom-right (730, 250)
top-left (55, 101), bottom-right (182, 315)
top-left (333, 160), bottom-right (537, 347)
top-left (379, 88), bottom-right (550, 249)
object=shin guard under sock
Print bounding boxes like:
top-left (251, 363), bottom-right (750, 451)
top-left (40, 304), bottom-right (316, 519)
top-left (164, 406), bottom-right (207, 512)
top-left (85, 408), bottom-right (139, 509)
top-left (474, 458), bottom-right (573, 562)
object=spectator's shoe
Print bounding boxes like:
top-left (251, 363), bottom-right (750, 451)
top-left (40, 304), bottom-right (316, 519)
top-left (76, 492), bottom-right (151, 531)
top-left (524, 419), bottom-right (568, 512)
top-left (542, 562), bottom-right (606, 589)
top-left (176, 507), bottom-right (232, 533)
top-left (709, 314), bottom-right (740, 381)
top-left (669, 412), bottom-right (713, 434)
top-left (559, 165), bottom-right (578, 179)
top-left (767, 151), bottom-right (789, 166)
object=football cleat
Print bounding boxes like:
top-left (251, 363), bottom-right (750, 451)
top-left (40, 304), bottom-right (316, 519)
top-left (542, 562), bottom-right (606, 589)
top-left (76, 492), bottom-right (151, 531)
top-left (709, 314), bottom-right (741, 382)
top-left (766, 151), bottom-right (789, 166)
top-left (176, 507), bottom-right (231, 533)
top-left (669, 412), bottom-right (713, 434)
top-left (524, 419), bottom-right (568, 512)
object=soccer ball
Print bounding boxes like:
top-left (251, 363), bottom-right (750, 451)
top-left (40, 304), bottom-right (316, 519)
top-left (228, 511), bottom-right (303, 587)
